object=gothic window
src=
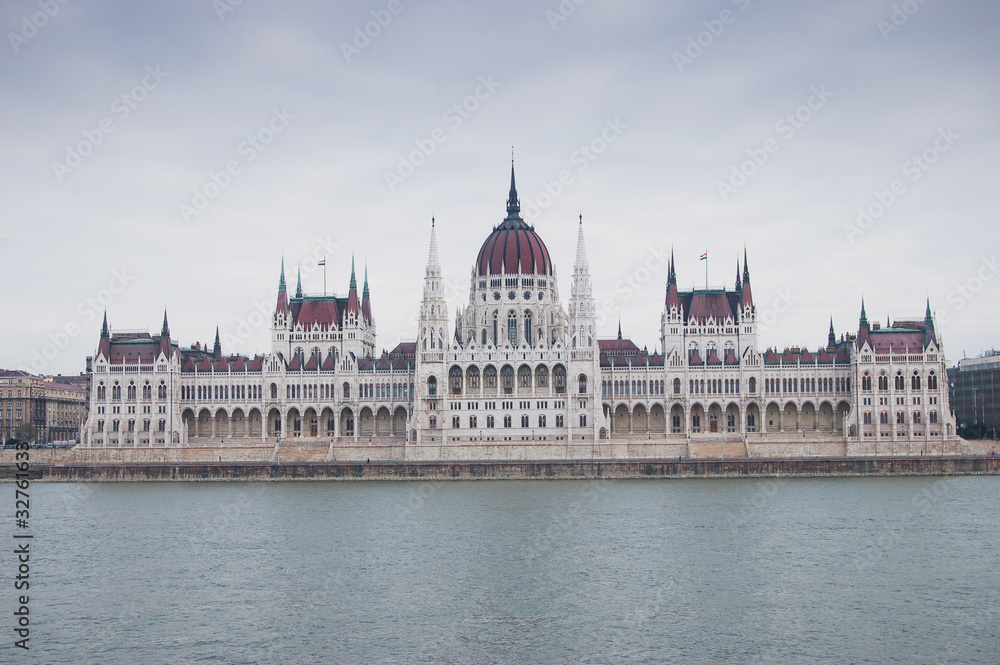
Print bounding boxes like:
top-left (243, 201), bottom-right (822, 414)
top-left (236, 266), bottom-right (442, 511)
top-left (862, 373), bottom-right (872, 392)
top-left (485, 366), bottom-right (498, 389)
top-left (880, 412), bottom-right (889, 425)
top-left (521, 415), bottom-right (529, 427)
top-left (492, 312), bottom-right (498, 346)
top-left (97, 383), bottom-right (107, 401)
top-left (748, 377), bottom-right (756, 394)
top-left (482, 329), bottom-right (487, 345)
top-left (673, 378), bottom-right (681, 395)
top-left (449, 366), bottom-right (463, 394)
top-left (556, 414), bottom-right (564, 427)
top-left (501, 366), bottom-right (515, 393)
top-left (112, 383), bottom-right (121, 402)
top-left (467, 366), bottom-right (481, 389)
top-left (930, 411), bottom-right (938, 424)
top-left (536, 365), bottom-right (549, 388)
top-left (518, 365), bottom-right (532, 388)
top-left (911, 372), bottom-right (921, 391)
top-left (895, 373), bottom-right (905, 391)
top-left (427, 376), bottom-right (438, 396)
top-left (580, 414), bottom-right (587, 427)
top-left (539, 415), bottom-right (547, 428)
top-left (878, 374), bottom-right (889, 391)
top-left (579, 374), bottom-right (588, 394)
top-left (553, 365), bottom-right (567, 394)
top-left (524, 311), bottom-right (533, 346)
top-left (127, 383), bottom-right (136, 402)
top-left (508, 311), bottom-right (518, 346)
top-left (142, 382), bottom-right (152, 401)
top-left (928, 372), bottom-right (938, 390)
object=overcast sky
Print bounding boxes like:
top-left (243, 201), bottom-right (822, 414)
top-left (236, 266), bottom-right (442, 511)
top-left (2, 0), bottom-right (998, 376)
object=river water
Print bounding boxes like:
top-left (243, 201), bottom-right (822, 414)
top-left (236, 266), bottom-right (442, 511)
top-left (5, 477), bottom-right (999, 664)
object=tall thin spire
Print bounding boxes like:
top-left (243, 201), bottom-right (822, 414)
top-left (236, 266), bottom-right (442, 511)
top-left (742, 246), bottom-right (750, 282)
top-left (101, 311), bottom-right (109, 338)
top-left (617, 320), bottom-right (623, 340)
top-left (278, 256), bottom-right (286, 293)
top-left (295, 265), bottom-right (303, 299)
top-left (860, 299), bottom-right (869, 328)
top-left (213, 326), bottom-right (221, 358)
top-left (506, 158), bottom-right (520, 219)
top-left (573, 214), bottom-right (589, 274)
top-left (426, 216), bottom-right (441, 277)
top-left (668, 247), bottom-right (676, 285)
top-left (735, 258), bottom-right (742, 291)
top-left (925, 298), bottom-right (933, 326)
top-left (349, 255), bottom-right (357, 291)
top-left (347, 255), bottom-right (359, 316)
top-left (361, 264), bottom-right (372, 324)
top-left (161, 310), bottom-right (169, 337)
top-left (828, 317), bottom-right (836, 348)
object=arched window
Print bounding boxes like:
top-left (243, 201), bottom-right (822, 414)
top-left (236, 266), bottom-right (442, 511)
top-left (878, 374), bottom-right (889, 391)
top-left (579, 374), bottom-right (588, 394)
top-left (484, 366), bottom-right (498, 389)
top-left (142, 382), bottom-right (152, 400)
top-left (112, 383), bottom-right (121, 401)
top-left (449, 366), bottom-right (463, 394)
top-left (507, 311), bottom-right (518, 346)
top-left (427, 376), bottom-right (438, 396)
top-left (97, 383), bottom-right (107, 400)
top-left (748, 377), bottom-right (756, 394)
top-left (518, 365), bottom-right (532, 388)
top-left (928, 372), bottom-right (938, 390)
top-left (553, 365), bottom-right (567, 393)
top-left (127, 383), bottom-right (137, 402)
top-left (895, 373), bottom-right (905, 391)
top-left (673, 378), bottom-right (681, 395)
top-left (862, 373), bottom-right (872, 392)
top-left (536, 365), bottom-right (549, 388)
top-left (481, 329), bottom-right (487, 345)
top-left (501, 366), bottom-right (515, 393)
top-left (342, 382), bottom-right (350, 399)
top-left (492, 312), bottom-right (498, 346)
top-left (524, 311), bottom-right (533, 346)
top-left (158, 382), bottom-right (167, 400)
top-left (911, 372), bottom-right (921, 391)
top-left (467, 366), bottom-right (481, 389)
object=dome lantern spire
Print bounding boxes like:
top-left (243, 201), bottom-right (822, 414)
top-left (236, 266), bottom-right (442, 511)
top-left (506, 155), bottom-right (520, 220)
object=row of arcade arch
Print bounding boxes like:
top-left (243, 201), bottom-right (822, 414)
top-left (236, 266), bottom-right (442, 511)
top-left (181, 405), bottom-right (410, 439)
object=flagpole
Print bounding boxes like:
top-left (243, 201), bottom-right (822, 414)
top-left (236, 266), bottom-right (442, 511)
top-left (323, 258), bottom-right (327, 296)
top-left (705, 249), bottom-right (708, 290)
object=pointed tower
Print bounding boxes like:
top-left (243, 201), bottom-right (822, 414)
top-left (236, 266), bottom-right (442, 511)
top-left (735, 258), bottom-right (742, 292)
top-left (159, 310), bottom-right (172, 358)
top-left (567, 214), bottom-right (600, 439)
top-left (506, 161), bottom-right (520, 219)
top-left (415, 216), bottom-right (450, 445)
top-left (828, 318), bottom-right (836, 350)
top-left (738, 247), bottom-right (758, 356)
top-left (347, 256), bottom-right (360, 318)
top-left (295, 266), bottom-right (303, 299)
top-left (361, 264), bottom-right (373, 325)
top-left (271, 258), bottom-right (291, 358)
top-left (661, 247), bottom-right (684, 357)
top-left (569, 214), bottom-right (596, 346)
top-left (213, 326), bottom-right (222, 358)
top-left (617, 320), bottom-right (622, 340)
top-left (98, 311), bottom-right (111, 359)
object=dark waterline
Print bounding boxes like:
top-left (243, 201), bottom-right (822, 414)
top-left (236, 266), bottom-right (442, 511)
top-left (9, 477), bottom-right (999, 664)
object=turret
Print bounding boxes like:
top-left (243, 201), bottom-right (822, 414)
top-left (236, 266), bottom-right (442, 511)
top-left (346, 256), bottom-right (360, 319)
top-left (361, 264), bottom-right (373, 324)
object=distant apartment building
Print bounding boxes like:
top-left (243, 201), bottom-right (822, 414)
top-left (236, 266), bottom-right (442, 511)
top-left (0, 370), bottom-right (88, 443)
top-left (949, 351), bottom-right (1000, 439)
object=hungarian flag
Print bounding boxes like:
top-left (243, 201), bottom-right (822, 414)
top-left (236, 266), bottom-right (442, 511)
top-left (700, 252), bottom-right (708, 260)
top-left (317, 259), bottom-right (326, 266)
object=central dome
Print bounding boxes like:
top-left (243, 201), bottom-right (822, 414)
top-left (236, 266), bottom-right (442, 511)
top-left (475, 165), bottom-right (552, 277)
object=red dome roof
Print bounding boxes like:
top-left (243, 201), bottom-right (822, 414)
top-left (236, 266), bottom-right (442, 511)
top-left (475, 163), bottom-right (553, 277)
top-left (476, 218), bottom-right (552, 276)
